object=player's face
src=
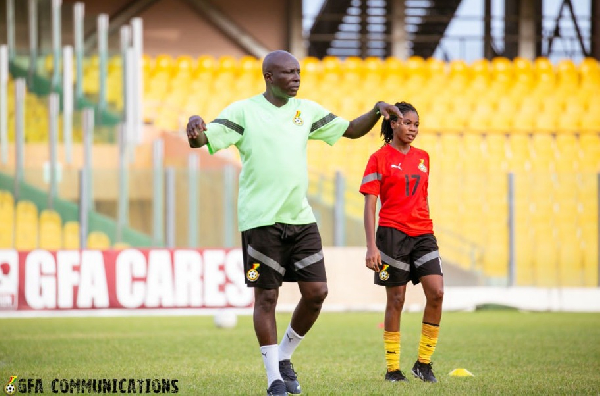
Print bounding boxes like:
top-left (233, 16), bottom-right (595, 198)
top-left (266, 56), bottom-right (301, 99)
top-left (392, 111), bottom-right (419, 144)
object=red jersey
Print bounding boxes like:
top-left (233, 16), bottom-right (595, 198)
top-left (359, 144), bottom-right (434, 236)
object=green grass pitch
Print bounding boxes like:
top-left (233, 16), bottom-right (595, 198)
top-left (1, 311), bottom-right (599, 395)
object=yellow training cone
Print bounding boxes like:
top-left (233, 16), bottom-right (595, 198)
top-left (449, 368), bottom-right (474, 377)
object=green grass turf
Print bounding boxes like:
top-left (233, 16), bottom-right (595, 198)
top-left (1, 311), bottom-right (599, 395)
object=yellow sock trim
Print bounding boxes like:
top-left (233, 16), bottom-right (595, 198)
top-left (418, 323), bottom-right (439, 364)
top-left (383, 331), bottom-right (400, 372)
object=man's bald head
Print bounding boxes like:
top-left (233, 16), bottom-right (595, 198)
top-left (262, 50), bottom-right (298, 74)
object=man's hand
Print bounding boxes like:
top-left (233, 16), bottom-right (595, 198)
top-left (187, 115), bottom-right (206, 138)
top-left (187, 115), bottom-right (208, 148)
top-left (376, 101), bottom-right (403, 121)
top-left (366, 245), bottom-right (382, 272)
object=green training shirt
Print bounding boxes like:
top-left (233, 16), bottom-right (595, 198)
top-left (204, 94), bottom-right (350, 232)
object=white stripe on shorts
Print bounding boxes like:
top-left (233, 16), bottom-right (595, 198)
top-left (414, 250), bottom-right (440, 268)
top-left (294, 250), bottom-right (324, 270)
top-left (379, 250), bottom-right (410, 271)
top-left (247, 246), bottom-right (286, 275)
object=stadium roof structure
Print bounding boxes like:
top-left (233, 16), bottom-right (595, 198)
top-left (307, 0), bottom-right (599, 61)
top-left (0, 0), bottom-right (597, 60)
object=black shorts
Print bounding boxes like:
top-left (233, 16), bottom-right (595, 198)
top-left (375, 226), bottom-right (443, 286)
top-left (241, 223), bottom-right (326, 289)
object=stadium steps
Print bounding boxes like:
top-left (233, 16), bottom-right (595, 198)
top-left (406, 0), bottom-right (463, 58)
top-left (306, 0), bottom-right (462, 58)
top-left (0, 172), bottom-right (154, 249)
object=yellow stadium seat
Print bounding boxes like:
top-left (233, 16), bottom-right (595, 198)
top-left (511, 111), bottom-right (535, 134)
top-left (300, 56), bottom-right (321, 74)
top-left (563, 100), bottom-right (585, 117)
top-left (449, 59), bottom-right (469, 78)
top-left (579, 57), bottom-right (600, 74)
top-left (491, 57), bottom-right (513, 83)
top-left (426, 57), bottom-right (446, 77)
top-left (322, 56), bottom-right (342, 74)
top-left (14, 201), bottom-right (38, 250)
top-left (142, 54), bottom-right (154, 73)
top-left (216, 55), bottom-right (237, 75)
top-left (579, 112), bottom-right (600, 134)
top-left (0, 191), bottom-right (14, 248)
top-left (470, 58), bottom-right (490, 80)
top-left (533, 111), bottom-right (558, 134)
top-left (196, 55), bottom-right (216, 75)
top-left (555, 134), bottom-right (578, 158)
top-left (579, 59), bottom-right (600, 87)
top-left (39, 209), bottom-right (63, 250)
top-left (342, 56), bottom-right (363, 73)
top-left (405, 55), bottom-right (426, 73)
top-left (154, 54), bottom-right (175, 75)
top-left (587, 95), bottom-right (600, 114)
top-left (513, 56), bottom-right (533, 74)
top-left (465, 111), bottom-right (491, 134)
top-left (507, 134), bottom-right (531, 167)
top-left (363, 56), bottom-right (383, 74)
top-left (87, 231), bottom-right (111, 250)
top-left (63, 221), bottom-right (80, 249)
top-left (556, 115), bottom-right (580, 135)
top-left (534, 57), bottom-right (553, 75)
top-left (488, 112), bottom-right (512, 133)
top-left (113, 242), bottom-right (130, 250)
top-left (383, 57), bottom-right (404, 77)
top-left (239, 55), bottom-right (260, 74)
top-left (175, 55), bottom-right (195, 72)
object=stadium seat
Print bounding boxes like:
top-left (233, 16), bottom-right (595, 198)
top-left (14, 201), bottom-right (38, 250)
top-left (490, 57), bottom-right (513, 84)
top-left (113, 242), bottom-right (130, 250)
top-left (322, 56), bottom-right (342, 75)
top-left (533, 111), bottom-right (557, 134)
top-left (383, 56), bottom-right (404, 78)
top-left (154, 54), bottom-right (175, 75)
top-left (87, 231), bottom-right (111, 250)
top-left (426, 57), bottom-right (446, 77)
top-left (39, 209), bottom-right (63, 250)
top-left (0, 191), bottom-right (14, 248)
top-left (196, 55), bottom-right (217, 75)
top-left (579, 112), bottom-right (600, 135)
top-left (63, 221), bottom-right (80, 249)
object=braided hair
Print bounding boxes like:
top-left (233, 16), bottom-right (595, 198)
top-left (381, 101), bottom-right (418, 144)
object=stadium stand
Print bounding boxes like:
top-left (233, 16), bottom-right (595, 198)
top-left (0, 189), bottom-right (114, 250)
top-left (5, 53), bottom-right (599, 285)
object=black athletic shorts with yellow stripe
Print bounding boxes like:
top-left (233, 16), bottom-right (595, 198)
top-left (375, 226), bottom-right (443, 286)
top-left (242, 222), bottom-right (326, 289)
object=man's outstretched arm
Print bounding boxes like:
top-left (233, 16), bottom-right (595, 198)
top-left (343, 101), bottom-right (403, 139)
top-left (187, 115), bottom-right (208, 148)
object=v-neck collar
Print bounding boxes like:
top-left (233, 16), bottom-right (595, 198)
top-left (260, 93), bottom-right (293, 110)
top-left (387, 143), bottom-right (411, 156)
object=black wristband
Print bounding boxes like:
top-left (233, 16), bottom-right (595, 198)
top-left (374, 101), bottom-right (383, 116)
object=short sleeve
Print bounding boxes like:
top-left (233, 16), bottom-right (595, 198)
top-left (306, 101), bottom-right (350, 146)
top-left (359, 153), bottom-right (381, 196)
top-left (204, 102), bottom-right (245, 154)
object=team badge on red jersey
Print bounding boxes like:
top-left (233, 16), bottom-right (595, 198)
top-left (418, 159), bottom-right (427, 173)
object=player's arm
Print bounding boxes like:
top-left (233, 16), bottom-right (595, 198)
top-left (364, 193), bottom-right (381, 272)
top-left (343, 101), bottom-right (403, 139)
top-left (187, 115), bottom-right (208, 148)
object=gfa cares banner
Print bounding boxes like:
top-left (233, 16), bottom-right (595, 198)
top-left (0, 248), bottom-right (253, 310)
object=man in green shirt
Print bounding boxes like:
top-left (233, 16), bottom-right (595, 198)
top-left (187, 50), bottom-right (401, 396)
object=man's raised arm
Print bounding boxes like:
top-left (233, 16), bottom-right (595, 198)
top-left (343, 101), bottom-right (403, 139)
